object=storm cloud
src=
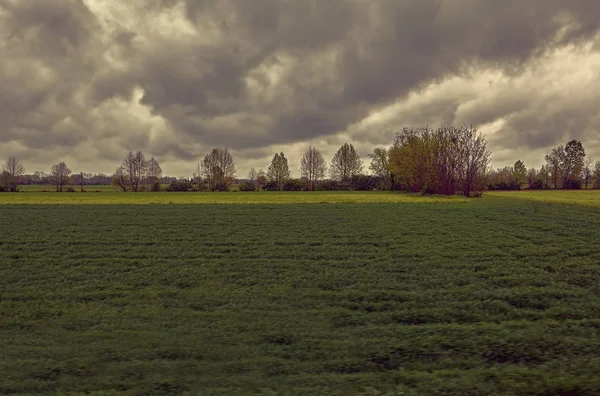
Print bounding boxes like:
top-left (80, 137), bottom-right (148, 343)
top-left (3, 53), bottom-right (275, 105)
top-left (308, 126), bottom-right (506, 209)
top-left (2, 0), bottom-right (600, 176)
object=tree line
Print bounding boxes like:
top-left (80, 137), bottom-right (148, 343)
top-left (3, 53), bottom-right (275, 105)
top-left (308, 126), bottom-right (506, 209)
top-left (1, 124), bottom-right (494, 197)
top-left (13, 124), bottom-right (596, 196)
top-left (488, 139), bottom-right (599, 190)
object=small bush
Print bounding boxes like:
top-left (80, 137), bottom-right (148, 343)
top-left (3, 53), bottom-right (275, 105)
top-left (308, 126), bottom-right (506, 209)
top-left (66, 187), bottom-right (76, 193)
top-left (238, 181), bottom-right (256, 191)
top-left (166, 180), bottom-right (193, 192)
top-left (563, 179), bottom-right (582, 190)
top-left (262, 180), bottom-right (280, 191)
top-left (283, 179), bottom-right (304, 191)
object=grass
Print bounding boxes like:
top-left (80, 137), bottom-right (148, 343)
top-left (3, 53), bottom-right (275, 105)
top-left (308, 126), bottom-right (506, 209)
top-left (0, 191), bottom-right (468, 205)
top-left (1, 192), bottom-right (600, 395)
top-left (489, 189), bottom-right (600, 207)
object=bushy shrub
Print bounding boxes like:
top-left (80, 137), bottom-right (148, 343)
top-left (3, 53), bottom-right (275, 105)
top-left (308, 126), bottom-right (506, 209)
top-left (66, 187), bottom-right (76, 192)
top-left (351, 175), bottom-right (382, 191)
top-left (487, 182), bottom-right (521, 191)
top-left (563, 179), bottom-right (582, 190)
top-left (283, 179), bottom-right (304, 191)
top-left (262, 180), bottom-right (280, 191)
top-left (166, 180), bottom-right (193, 192)
top-left (528, 180), bottom-right (544, 190)
top-left (238, 181), bottom-right (256, 191)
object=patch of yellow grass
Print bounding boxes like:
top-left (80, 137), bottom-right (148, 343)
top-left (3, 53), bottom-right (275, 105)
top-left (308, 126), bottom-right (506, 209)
top-left (487, 190), bottom-right (600, 207)
top-left (0, 191), bottom-right (470, 205)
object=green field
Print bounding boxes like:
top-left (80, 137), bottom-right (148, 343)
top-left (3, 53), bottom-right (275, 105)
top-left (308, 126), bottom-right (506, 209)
top-left (1, 192), bottom-right (600, 395)
top-left (0, 191), bottom-right (468, 205)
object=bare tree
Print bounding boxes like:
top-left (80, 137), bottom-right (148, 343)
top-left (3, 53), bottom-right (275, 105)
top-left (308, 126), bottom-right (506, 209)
top-left (545, 146), bottom-right (564, 189)
top-left (146, 157), bottom-right (163, 191)
top-left (248, 168), bottom-right (257, 183)
top-left (116, 151), bottom-right (148, 192)
top-left (111, 166), bottom-right (128, 192)
top-left (50, 161), bottom-right (72, 192)
top-left (330, 143), bottom-right (363, 181)
top-left (201, 148), bottom-right (236, 191)
top-left (1, 157), bottom-right (25, 192)
top-left (267, 152), bottom-right (290, 190)
top-left (584, 158), bottom-right (593, 189)
top-left (256, 169), bottom-right (266, 191)
top-left (300, 146), bottom-right (327, 190)
top-left (457, 126), bottom-right (490, 197)
top-left (594, 161), bottom-right (600, 189)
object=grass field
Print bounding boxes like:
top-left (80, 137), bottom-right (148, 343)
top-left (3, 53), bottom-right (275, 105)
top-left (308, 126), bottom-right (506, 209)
top-left (1, 192), bottom-right (600, 395)
top-left (0, 191), bottom-right (469, 205)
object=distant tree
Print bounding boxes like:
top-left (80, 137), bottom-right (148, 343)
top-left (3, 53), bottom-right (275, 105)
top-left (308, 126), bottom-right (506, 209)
top-left (1, 157), bottom-right (25, 192)
top-left (111, 167), bottom-right (128, 192)
top-left (539, 165), bottom-right (550, 189)
top-left (584, 158), bottom-right (593, 190)
top-left (545, 146), bottom-right (564, 189)
top-left (594, 161), bottom-right (600, 189)
top-left (457, 126), bottom-right (490, 197)
top-left (562, 139), bottom-right (585, 188)
top-left (146, 157), bottom-right (163, 191)
top-left (511, 160), bottom-right (527, 189)
top-left (248, 168), bottom-right (257, 183)
top-left (116, 151), bottom-right (148, 192)
top-left (267, 152), bottom-right (290, 191)
top-left (256, 169), bottom-right (267, 191)
top-left (200, 148), bottom-right (236, 191)
top-left (330, 143), bottom-right (363, 182)
top-left (300, 146), bottom-right (327, 190)
top-left (50, 162), bottom-right (72, 192)
top-left (368, 147), bottom-right (391, 189)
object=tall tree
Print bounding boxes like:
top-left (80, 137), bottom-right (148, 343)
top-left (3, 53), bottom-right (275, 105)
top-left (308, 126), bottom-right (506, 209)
top-left (457, 126), bottom-right (490, 197)
top-left (256, 169), bottom-right (267, 191)
top-left (584, 158), bottom-right (593, 190)
top-left (562, 139), bottom-right (585, 188)
top-left (117, 151), bottom-right (148, 192)
top-left (248, 168), bottom-right (257, 183)
top-left (50, 161), bottom-right (71, 192)
top-left (512, 160), bottom-right (527, 189)
top-left (1, 156), bottom-right (25, 192)
top-left (368, 147), bottom-right (391, 189)
top-left (545, 145), bottom-right (564, 189)
top-left (201, 148), bottom-right (236, 191)
top-left (300, 146), bottom-right (327, 191)
top-left (146, 157), bottom-right (163, 191)
top-left (594, 161), bottom-right (600, 189)
top-left (330, 143), bottom-right (363, 181)
top-left (267, 152), bottom-right (290, 191)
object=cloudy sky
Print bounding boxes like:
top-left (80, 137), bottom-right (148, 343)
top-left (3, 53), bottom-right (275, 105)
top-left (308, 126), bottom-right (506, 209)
top-left (2, 0), bottom-right (600, 178)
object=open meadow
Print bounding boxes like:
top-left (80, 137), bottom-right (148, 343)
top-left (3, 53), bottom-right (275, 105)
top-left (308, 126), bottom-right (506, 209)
top-left (1, 191), bottom-right (600, 395)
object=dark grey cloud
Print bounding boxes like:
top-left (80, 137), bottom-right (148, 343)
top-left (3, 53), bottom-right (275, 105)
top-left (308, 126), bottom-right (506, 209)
top-left (1, 0), bottom-right (600, 176)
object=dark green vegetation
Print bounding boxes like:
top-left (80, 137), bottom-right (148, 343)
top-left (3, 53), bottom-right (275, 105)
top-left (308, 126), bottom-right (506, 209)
top-left (1, 196), bottom-right (600, 395)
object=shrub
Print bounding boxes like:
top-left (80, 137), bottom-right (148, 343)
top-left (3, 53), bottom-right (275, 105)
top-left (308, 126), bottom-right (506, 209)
top-left (166, 180), bottom-right (193, 192)
top-left (528, 180), bottom-right (544, 190)
top-left (351, 175), bottom-right (382, 191)
top-left (283, 179), bottom-right (304, 191)
top-left (262, 180), bottom-right (280, 191)
top-left (238, 181), bottom-right (256, 191)
top-left (563, 179), bottom-right (582, 190)
top-left (66, 187), bottom-right (76, 192)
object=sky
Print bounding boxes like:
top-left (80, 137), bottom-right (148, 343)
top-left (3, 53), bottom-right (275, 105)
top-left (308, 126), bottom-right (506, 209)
top-left (2, 0), bottom-right (600, 178)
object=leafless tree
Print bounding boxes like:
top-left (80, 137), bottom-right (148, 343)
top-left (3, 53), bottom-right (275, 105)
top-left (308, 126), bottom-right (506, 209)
top-left (584, 158), bottom-right (593, 189)
top-left (111, 166), bottom-right (128, 192)
top-left (300, 146), bottom-right (327, 190)
top-left (256, 169), bottom-right (266, 191)
top-left (330, 143), bottom-right (363, 181)
top-left (368, 147), bottom-right (391, 188)
top-left (118, 151), bottom-right (148, 192)
top-left (201, 148), bottom-right (236, 191)
top-left (146, 157), bottom-right (163, 191)
top-left (545, 146), bottom-right (564, 189)
top-left (50, 161), bottom-right (72, 192)
top-left (1, 157), bottom-right (25, 192)
top-left (248, 168), bottom-right (257, 183)
top-left (457, 126), bottom-right (490, 197)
